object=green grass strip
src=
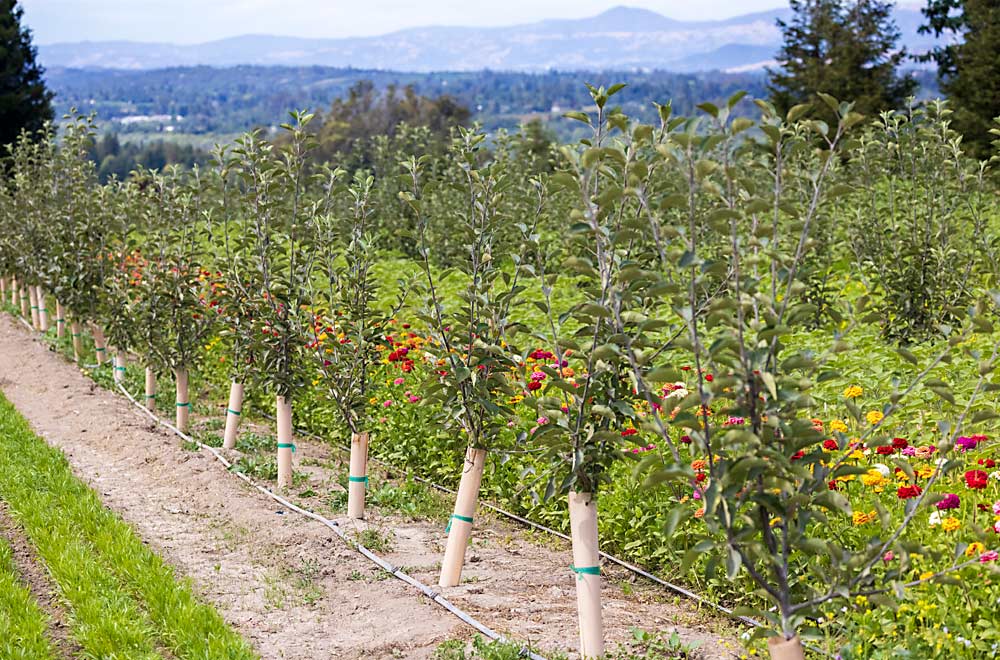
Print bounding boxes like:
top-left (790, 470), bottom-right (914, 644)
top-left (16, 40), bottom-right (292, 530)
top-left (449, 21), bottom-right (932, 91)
top-left (0, 537), bottom-right (56, 660)
top-left (0, 393), bottom-right (257, 660)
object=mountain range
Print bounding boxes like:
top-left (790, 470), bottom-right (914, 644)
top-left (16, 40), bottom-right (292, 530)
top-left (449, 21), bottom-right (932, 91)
top-left (38, 4), bottom-right (938, 73)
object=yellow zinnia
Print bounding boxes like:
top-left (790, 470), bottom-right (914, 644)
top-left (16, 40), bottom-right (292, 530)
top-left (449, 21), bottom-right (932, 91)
top-left (843, 385), bottom-right (863, 399)
top-left (966, 542), bottom-right (986, 557)
top-left (866, 410), bottom-right (884, 425)
top-left (941, 517), bottom-right (961, 532)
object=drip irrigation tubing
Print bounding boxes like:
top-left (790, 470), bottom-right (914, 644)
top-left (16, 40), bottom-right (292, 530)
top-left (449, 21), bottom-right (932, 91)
top-left (266, 413), bottom-right (765, 632)
top-left (10, 312), bottom-right (833, 657)
top-left (108, 380), bottom-right (547, 660)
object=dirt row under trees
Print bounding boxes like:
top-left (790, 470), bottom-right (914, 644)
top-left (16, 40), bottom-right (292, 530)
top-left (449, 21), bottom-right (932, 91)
top-left (0, 316), bottom-right (741, 659)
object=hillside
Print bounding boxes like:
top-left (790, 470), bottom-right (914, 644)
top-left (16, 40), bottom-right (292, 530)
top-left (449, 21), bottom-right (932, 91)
top-left (38, 4), bottom-right (939, 73)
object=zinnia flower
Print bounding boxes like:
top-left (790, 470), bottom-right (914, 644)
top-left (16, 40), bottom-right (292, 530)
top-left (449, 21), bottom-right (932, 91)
top-left (966, 542), bottom-right (986, 557)
top-left (830, 420), bottom-right (849, 434)
top-left (936, 493), bottom-right (960, 510)
top-left (897, 484), bottom-right (922, 499)
top-left (866, 410), bottom-right (884, 425)
top-left (956, 436), bottom-right (979, 452)
top-left (843, 385), bottom-right (863, 399)
top-left (980, 551), bottom-right (999, 563)
top-left (941, 517), bottom-right (961, 532)
top-left (965, 470), bottom-right (989, 489)
top-left (823, 439), bottom-right (839, 451)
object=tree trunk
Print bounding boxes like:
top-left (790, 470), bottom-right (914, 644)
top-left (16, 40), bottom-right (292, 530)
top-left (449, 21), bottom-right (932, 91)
top-left (113, 349), bottom-right (126, 383)
top-left (145, 367), bottom-right (157, 412)
top-left (19, 285), bottom-right (29, 318)
top-left (174, 367), bottom-right (190, 432)
top-left (55, 301), bottom-right (65, 338)
top-left (36, 286), bottom-right (48, 332)
top-left (347, 431), bottom-right (370, 519)
top-left (70, 322), bottom-right (83, 363)
top-left (767, 635), bottom-right (804, 660)
top-left (569, 491), bottom-right (604, 659)
top-left (276, 395), bottom-right (293, 489)
top-left (438, 446), bottom-right (487, 587)
top-left (92, 325), bottom-right (107, 365)
top-left (222, 380), bottom-right (244, 449)
top-left (28, 286), bottom-right (39, 329)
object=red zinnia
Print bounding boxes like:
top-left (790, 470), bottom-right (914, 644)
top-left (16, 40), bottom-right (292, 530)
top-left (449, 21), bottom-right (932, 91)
top-left (621, 428), bottom-right (637, 437)
top-left (527, 381), bottom-right (542, 391)
top-left (876, 446), bottom-right (894, 455)
top-left (791, 450), bottom-right (805, 461)
top-left (823, 439), bottom-right (838, 451)
top-left (897, 485), bottom-right (922, 499)
top-left (892, 437), bottom-right (908, 449)
top-left (965, 470), bottom-right (989, 489)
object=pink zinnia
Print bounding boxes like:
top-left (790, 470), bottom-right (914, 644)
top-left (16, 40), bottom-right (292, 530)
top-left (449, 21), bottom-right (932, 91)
top-left (393, 377), bottom-right (405, 385)
top-left (980, 551), bottom-right (999, 563)
top-left (383, 400), bottom-right (393, 408)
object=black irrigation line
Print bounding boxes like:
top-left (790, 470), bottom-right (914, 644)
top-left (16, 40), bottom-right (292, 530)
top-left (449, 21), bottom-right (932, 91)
top-left (260, 411), bottom-right (765, 632)
top-left (8, 314), bottom-right (547, 660)
top-left (14, 311), bottom-right (836, 657)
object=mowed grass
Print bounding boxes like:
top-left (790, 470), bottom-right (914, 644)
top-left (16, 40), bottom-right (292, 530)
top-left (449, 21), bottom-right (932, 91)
top-left (0, 392), bottom-right (257, 660)
top-left (0, 537), bottom-right (55, 660)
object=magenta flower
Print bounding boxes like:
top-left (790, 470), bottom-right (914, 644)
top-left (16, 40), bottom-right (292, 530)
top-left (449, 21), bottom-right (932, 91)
top-left (393, 377), bottom-right (405, 386)
top-left (901, 446), bottom-right (916, 457)
top-left (936, 493), bottom-right (961, 510)
top-left (956, 436), bottom-right (979, 452)
top-left (382, 400), bottom-right (393, 408)
top-left (980, 551), bottom-right (999, 563)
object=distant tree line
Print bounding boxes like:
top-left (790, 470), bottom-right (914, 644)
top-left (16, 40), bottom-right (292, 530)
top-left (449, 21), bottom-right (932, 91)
top-left (86, 133), bottom-right (207, 183)
top-left (770, 0), bottom-right (998, 158)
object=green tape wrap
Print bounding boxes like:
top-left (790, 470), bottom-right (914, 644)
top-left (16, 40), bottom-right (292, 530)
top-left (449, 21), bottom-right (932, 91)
top-left (445, 513), bottom-right (474, 533)
top-left (277, 442), bottom-right (296, 453)
top-left (114, 366), bottom-right (126, 372)
top-left (226, 408), bottom-right (241, 416)
top-left (145, 394), bottom-right (157, 399)
top-left (30, 305), bottom-right (37, 310)
top-left (95, 347), bottom-right (106, 352)
top-left (348, 475), bottom-right (368, 484)
top-left (176, 402), bottom-right (191, 408)
top-left (570, 565), bottom-right (601, 580)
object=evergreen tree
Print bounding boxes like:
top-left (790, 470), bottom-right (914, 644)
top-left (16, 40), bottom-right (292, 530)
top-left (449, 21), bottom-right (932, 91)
top-left (0, 0), bottom-right (52, 149)
top-left (919, 0), bottom-right (1000, 158)
top-left (769, 0), bottom-right (916, 123)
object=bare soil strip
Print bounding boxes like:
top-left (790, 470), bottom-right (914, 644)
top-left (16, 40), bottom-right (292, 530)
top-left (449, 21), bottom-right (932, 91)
top-left (0, 501), bottom-right (81, 659)
top-left (0, 316), bottom-right (742, 659)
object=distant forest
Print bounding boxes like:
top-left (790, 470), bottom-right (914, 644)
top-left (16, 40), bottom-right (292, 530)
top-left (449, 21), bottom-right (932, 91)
top-left (48, 65), bottom-right (939, 181)
top-left (48, 66), bottom-right (785, 135)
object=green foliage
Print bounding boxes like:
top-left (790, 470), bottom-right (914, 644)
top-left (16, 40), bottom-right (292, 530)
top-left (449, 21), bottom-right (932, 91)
top-left (845, 99), bottom-right (996, 342)
top-left (918, 0), bottom-right (1000, 159)
top-left (0, 391), bottom-right (256, 659)
top-left (0, 0), bottom-right (52, 150)
top-left (0, 537), bottom-right (55, 660)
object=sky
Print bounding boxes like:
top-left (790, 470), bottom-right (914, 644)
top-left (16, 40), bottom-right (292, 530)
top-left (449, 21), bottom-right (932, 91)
top-left (20, 0), bottom-right (789, 44)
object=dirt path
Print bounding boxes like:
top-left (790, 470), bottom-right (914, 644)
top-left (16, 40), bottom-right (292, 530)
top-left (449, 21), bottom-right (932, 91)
top-left (0, 316), bottom-right (743, 659)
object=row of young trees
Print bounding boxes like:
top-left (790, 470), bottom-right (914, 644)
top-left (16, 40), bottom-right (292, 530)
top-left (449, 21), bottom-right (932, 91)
top-left (2, 88), bottom-right (1000, 658)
